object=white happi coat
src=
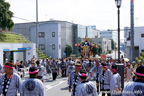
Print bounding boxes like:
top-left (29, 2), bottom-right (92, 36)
top-left (90, 64), bottom-right (102, 81)
top-left (98, 69), bottom-right (112, 90)
top-left (110, 73), bottom-right (121, 96)
top-left (37, 65), bottom-right (45, 77)
top-left (75, 81), bottom-right (98, 96)
top-left (67, 65), bottom-right (75, 76)
top-left (122, 79), bottom-right (144, 96)
top-left (0, 73), bottom-right (22, 96)
top-left (68, 71), bottom-right (81, 96)
top-left (21, 78), bottom-right (45, 96)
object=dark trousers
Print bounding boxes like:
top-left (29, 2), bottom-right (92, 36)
top-left (96, 80), bottom-right (100, 93)
top-left (52, 72), bottom-right (57, 80)
top-left (101, 89), bottom-right (110, 96)
top-left (62, 69), bottom-right (66, 77)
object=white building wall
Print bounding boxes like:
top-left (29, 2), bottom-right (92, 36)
top-left (124, 26), bottom-right (144, 60)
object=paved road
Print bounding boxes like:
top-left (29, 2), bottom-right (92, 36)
top-left (44, 76), bottom-right (97, 96)
top-left (21, 75), bottom-right (96, 96)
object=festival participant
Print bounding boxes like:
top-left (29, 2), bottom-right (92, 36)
top-left (90, 60), bottom-right (102, 94)
top-left (75, 69), bottom-right (98, 96)
top-left (60, 59), bottom-right (67, 77)
top-left (23, 59), bottom-right (28, 68)
top-left (46, 59), bottom-right (52, 80)
top-left (98, 62), bottom-right (112, 96)
top-left (36, 60), bottom-right (45, 82)
top-left (66, 58), bottom-right (72, 68)
top-left (68, 61), bottom-right (82, 96)
top-left (67, 61), bottom-right (75, 77)
top-left (50, 59), bottom-right (58, 80)
top-left (56, 59), bottom-right (61, 77)
top-left (21, 66), bottom-right (45, 96)
top-left (131, 61), bottom-right (136, 81)
top-left (110, 64), bottom-right (122, 96)
top-left (122, 65), bottom-right (144, 96)
top-left (0, 62), bottom-right (22, 96)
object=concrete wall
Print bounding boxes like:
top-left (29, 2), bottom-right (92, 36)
top-left (0, 43), bottom-right (36, 65)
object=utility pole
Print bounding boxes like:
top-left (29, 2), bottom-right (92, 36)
top-left (36, 0), bottom-right (39, 59)
top-left (130, 0), bottom-right (134, 62)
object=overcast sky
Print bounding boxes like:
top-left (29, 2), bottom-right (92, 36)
top-left (5, 0), bottom-right (144, 40)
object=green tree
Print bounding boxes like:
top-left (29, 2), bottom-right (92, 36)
top-left (64, 45), bottom-right (73, 57)
top-left (0, 0), bottom-right (14, 31)
top-left (111, 39), bottom-right (115, 50)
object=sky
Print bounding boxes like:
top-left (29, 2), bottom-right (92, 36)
top-left (5, 0), bottom-right (144, 40)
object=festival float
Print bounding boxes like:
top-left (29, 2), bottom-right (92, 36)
top-left (75, 36), bottom-right (97, 58)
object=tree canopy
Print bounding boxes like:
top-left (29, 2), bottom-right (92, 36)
top-left (64, 45), bottom-right (73, 57)
top-left (0, 0), bottom-right (14, 31)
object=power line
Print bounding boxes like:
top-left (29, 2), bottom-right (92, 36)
top-left (13, 16), bottom-right (35, 23)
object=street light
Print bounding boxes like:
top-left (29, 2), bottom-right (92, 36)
top-left (115, 0), bottom-right (122, 63)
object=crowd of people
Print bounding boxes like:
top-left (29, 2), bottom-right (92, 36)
top-left (0, 56), bottom-right (144, 96)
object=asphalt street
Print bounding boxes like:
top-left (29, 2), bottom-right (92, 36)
top-left (21, 75), bottom-right (97, 96)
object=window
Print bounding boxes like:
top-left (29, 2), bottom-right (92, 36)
top-left (39, 32), bottom-right (45, 37)
top-left (39, 44), bottom-right (45, 50)
top-left (52, 44), bottom-right (55, 50)
top-left (141, 34), bottom-right (144, 37)
top-left (134, 46), bottom-right (139, 50)
top-left (52, 32), bottom-right (55, 37)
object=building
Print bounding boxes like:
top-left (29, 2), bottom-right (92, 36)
top-left (100, 30), bottom-right (118, 44)
top-left (124, 26), bottom-right (144, 61)
top-left (1, 43), bottom-right (36, 64)
top-left (86, 26), bottom-right (99, 38)
top-left (13, 20), bottom-right (74, 58)
top-left (90, 38), bottom-right (112, 53)
top-left (30, 23), bottom-right (61, 58)
top-left (13, 20), bottom-right (99, 58)
top-left (0, 32), bottom-right (36, 64)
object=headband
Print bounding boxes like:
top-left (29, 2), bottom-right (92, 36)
top-left (29, 69), bottom-right (39, 74)
top-left (78, 72), bottom-right (88, 77)
top-left (134, 70), bottom-right (144, 77)
top-left (4, 65), bottom-right (13, 69)
top-left (75, 66), bottom-right (82, 69)
top-left (102, 65), bottom-right (107, 68)
top-left (110, 66), bottom-right (118, 73)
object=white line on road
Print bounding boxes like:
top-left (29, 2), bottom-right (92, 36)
top-left (45, 81), bottom-right (66, 91)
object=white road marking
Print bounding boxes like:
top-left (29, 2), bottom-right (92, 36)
top-left (45, 81), bottom-right (66, 91)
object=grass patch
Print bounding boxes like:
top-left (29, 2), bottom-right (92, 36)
top-left (0, 33), bottom-right (30, 43)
